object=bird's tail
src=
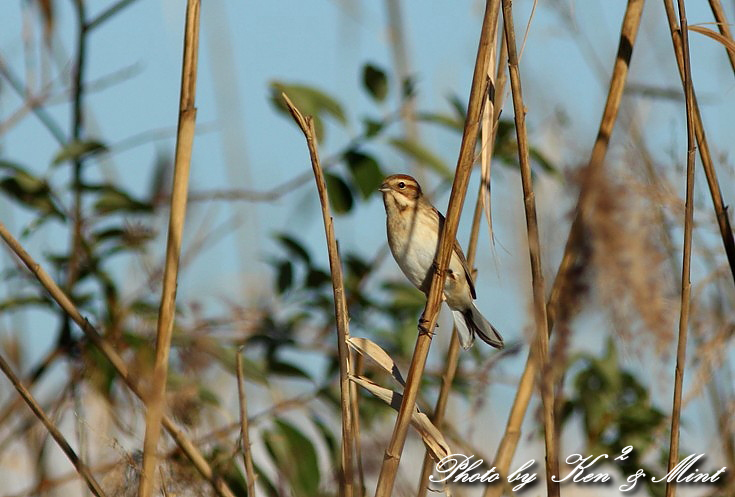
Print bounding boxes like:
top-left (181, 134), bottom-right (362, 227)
top-left (451, 303), bottom-right (504, 350)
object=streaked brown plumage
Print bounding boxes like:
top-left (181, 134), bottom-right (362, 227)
top-left (379, 174), bottom-right (503, 349)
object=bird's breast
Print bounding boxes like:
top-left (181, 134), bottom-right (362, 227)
top-left (386, 207), bottom-right (440, 292)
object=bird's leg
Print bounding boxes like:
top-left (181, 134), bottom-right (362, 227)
top-left (418, 315), bottom-right (437, 337)
top-left (431, 260), bottom-right (442, 277)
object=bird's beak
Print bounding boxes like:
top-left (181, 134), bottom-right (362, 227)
top-left (378, 182), bottom-right (390, 193)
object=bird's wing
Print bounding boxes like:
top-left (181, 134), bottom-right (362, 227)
top-left (436, 208), bottom-right (477, 300)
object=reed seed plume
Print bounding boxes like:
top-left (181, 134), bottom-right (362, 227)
top-left (582, 165), bottom-right (677, 352)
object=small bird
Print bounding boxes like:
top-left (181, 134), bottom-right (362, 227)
top-left (379, 174), bottom-right (504, 350)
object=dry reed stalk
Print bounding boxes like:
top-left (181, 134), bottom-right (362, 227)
top-left (500, 0), bottom-right (558, 495)
top-left (385, 0), bottom-right (422, 180)
top-left (236, 350), bottom-right (257, 497)
top-left (546, 0), bottom-right (645, 331)
top-left (0, 352), bottom-right (107, 497)
top-left (0, 223), bottom-right (237, 497)
top-left (482, 3), bottom-right (645, 494)
top-left (372, 2), bottom-right (499, 495)
top-left (351, 352), bottom-right (366, 497)
top-left (139, 1), bottom-right (200, 496)
top-left (662, 0), bottom-right (735, 287)
top-left (479, 24), bottom-right (508, 248)
top-left (664, 0), bottom-right (697, 495)
top-left (281, 93), bottom-right (356, 497)
top-left (707, 0), bottom-right (735, 75)
top-left (415, 7), bottom-right (505, 495)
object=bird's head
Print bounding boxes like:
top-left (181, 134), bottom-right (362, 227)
top-left (378, 174), bottom-right (422, 206)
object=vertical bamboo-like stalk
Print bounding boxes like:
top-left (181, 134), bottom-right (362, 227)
top-left (351, 352), bottom-right (366, 497)
top-left (281, 94), bottom-right (355, 497)
top-left (384, 0), bottom-right (422, 180)
top-left (415, 9), bottom-right (505, 496)
top-left (664, 0), bottom-right (696, 495)
top-left (662, 0), bottom-right (735, 288)
top-left (0, 352), bottom-right (107, 497)
top-left (139, 2), bottom-right (200, 495)
top-left (707, 0), bottom-right (735, 76)
top-left (236, 350), bottom-right (257, 497)
top-left (483, 3), bottom-right (645, 494)
top-left (0, 223), bottom-right (236, 497)
top-left (373, 1), bottom-right (499, 495)
top-left (546, 0), bottom-right (645, 329)
top-left (500, 0), bottom-right (558, 495)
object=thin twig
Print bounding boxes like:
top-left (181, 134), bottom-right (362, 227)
top-left (65, 0), bottom-right (89, 292)
top-left (0, 55), bottom-right (67, 143)
top-left (662, 0), bottom-right (735, 288)
top-left (500, 0), bottom-right (558, 494)
top-left (236, 349), bottom-right (257, 497)
top-left (139, 1), bottom-right (200, 496)
top-left (373, 1), bottom-right (498, 495)
top-left (85, 0), bottom-right (142, 32)
top-left (664, 0), bottom-right (697, 495)
top-left (282, 93), bottom-right (356, 497)
top-left (415, 5), bottom-right (504, 495)
top-left (0, 223), bottom-right (237, 497)
top-left (0, 352), bottom-right (107, 497)
top-left (484, 2), bottom-right (645, 495)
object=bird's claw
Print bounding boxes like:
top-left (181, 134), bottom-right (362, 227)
top-left (418, 317), bottom-right (436, 337)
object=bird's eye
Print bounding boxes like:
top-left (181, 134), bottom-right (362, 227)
top-left (398, 182), bottom-right (406, 189)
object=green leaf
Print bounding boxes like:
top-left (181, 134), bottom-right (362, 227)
top-left (263, 419), bottom-right (320, 497)
top-left (344, 150), bottom-right (383, 198)
top-left (52, 139), bottom-right (107, 165)
top-left (388, 138), bottom-right (451, 179)
top-left (197, 386), bottom-right (220, 406)
top-left (402, 75), bottom-right (417, 100)
top-left (93, 186), bottom-right (152, 214)
top-left (382, 281), bottom-right (425, 309)
top-left (417, 111), bottom-right (464, 132)
top-left (324, 172), bottom-right (353, 214)
top-left (208, 446), bottom-right (249, 496)
top-left (0, 161), bottom-right (64, 219)
top-left (275, 234), bottom-right (311, 264)
top-left (447, 93), bottom-right (467, 121)
top-left (305, 268), bottom-right (331, 289)
top-left (276, 260), bottom-right (293, 294)
top-left (530, 147), bottom-right (561, 177)
top-left (311, 414), bottom-right (339, 465)
top-left (345, 253), bottom-right (371, 281)
top-left (92, 225), bottom-right (154, 251)
top-left (0, 295), bottom-right (50, 312)
top-left (253, 462), bottom-right (280, 497)
top-left (270, 81), bottom-right (347, 141)
top-left (362, 63), bottom-right (388, 102)
top-left (267, 358), bottom-right (312, 380)
top-left (362, 117), bottom-right (385, 138)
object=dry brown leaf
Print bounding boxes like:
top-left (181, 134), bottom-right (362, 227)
top-left (347, 337), bottom-right (406, 386)
top-left (689, 25), bottom-right (735, 54)
top-left (350, 375), bottom-right (450, 460)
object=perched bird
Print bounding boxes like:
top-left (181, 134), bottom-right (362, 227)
top-left (379, 174), bottom-right (504, 350)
